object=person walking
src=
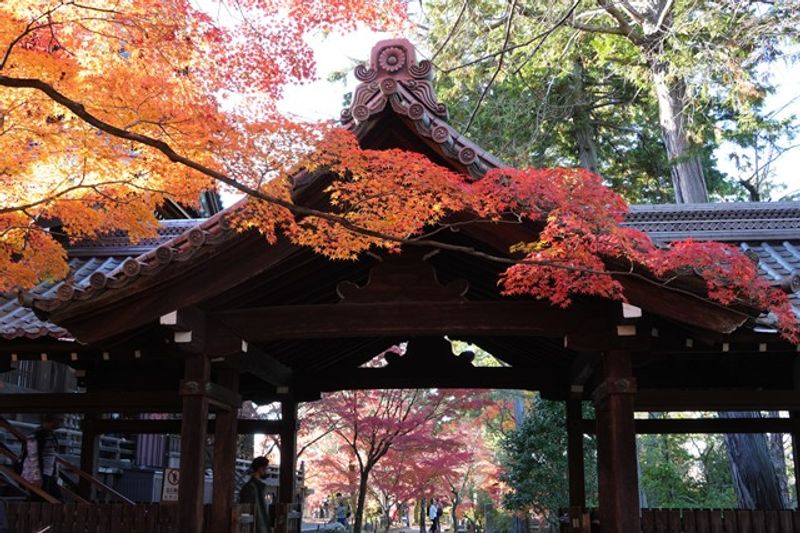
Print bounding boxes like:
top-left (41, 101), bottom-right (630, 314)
top-left (239, 457), bottom-right (272, 533)
top-left (20, 414), bottom-right (62, 500)
top-left (428, 498), bottom-right (439, 533)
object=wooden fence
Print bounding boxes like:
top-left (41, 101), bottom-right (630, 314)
top-left (640, 508), bottom-right (800, 532)
top-left (5, 502), bottom-right (255, 532)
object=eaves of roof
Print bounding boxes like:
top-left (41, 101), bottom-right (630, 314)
top-left (2, 39), bottom-right (798, 341)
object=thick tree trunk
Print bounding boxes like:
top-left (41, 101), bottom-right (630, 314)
top-left (420, 498), bottom-right (426, 533)
top-left (766, 413), bottom-right (790, 507)
top-left (649, 60), bottom-right (708, 203)
top-left (571, 59), bottom-right (600, 174)
top-left (720, 412), bottom-right (785, 509)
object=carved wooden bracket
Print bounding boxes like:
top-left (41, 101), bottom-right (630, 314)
top-left (337, 253), bottom-right (468, 303)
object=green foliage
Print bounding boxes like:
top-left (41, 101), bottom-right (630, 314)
top-left (419, 0), bottom-right (800, 202)
top-left (638, 432), bottom-right (736, 508)
top-left (499, 395), bottom-right (597, 521)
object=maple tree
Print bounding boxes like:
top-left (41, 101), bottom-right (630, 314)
top-left (301, 388), bottom-right (483, 533)
top-left (0, 2), bottom-right (796, 341)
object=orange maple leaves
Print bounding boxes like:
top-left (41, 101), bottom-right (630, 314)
top-left (0, 2), bottom-right (796, 342)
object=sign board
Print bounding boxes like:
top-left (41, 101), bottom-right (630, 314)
top-left (161, 467), bottom-right (180, 502)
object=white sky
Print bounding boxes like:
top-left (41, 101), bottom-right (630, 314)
top-left (277, 29), bottom-right (800, 202)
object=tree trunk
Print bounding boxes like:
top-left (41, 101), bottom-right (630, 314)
top-left (451, 492), bottom-right (459, 533)
top-left (767, 413), bottom-right (790, 507)
top-left (571, 59), bottom-right (600, 175)
top-left (720, 412), bottom-right (785, 509)
top-left (649, 59), bottom-right (708, 203)
top-left (420, 498), bottom-right (426, 533)
top-left (354, 470), bottom-right (371, 533)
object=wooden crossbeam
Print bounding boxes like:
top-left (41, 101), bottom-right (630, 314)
top-left (578, 417), bottom-right (794, 435)
top-left (299, 367), bottom-right (552, 393)
top-left (635, 389), bottom-right (800, 412)
top-left (83, 418), bottom-right (283, 434)
top-left (0, 392), bottom-right (183, 413)
top-left (212, 301), bottom-right (605, 340)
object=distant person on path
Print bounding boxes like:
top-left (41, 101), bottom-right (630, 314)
top-left (436, 501), bottom-right (444, 531)
top-left (239, 456), bottom-right (272, 533)
top-left (428, 498), bottom-right (439, 533)
top-left (335, 492), bottom-right (349, 527)
top-left (20, 414), bottom-right (62, 500)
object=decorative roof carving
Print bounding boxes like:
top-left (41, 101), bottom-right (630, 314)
top-left (341, 39), bottom-right (506, 181)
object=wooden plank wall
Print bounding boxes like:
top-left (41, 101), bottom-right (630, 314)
top-left (639, 508), bottom-right (800, 533)
top-left (6, 503), bottom-right (255, 532)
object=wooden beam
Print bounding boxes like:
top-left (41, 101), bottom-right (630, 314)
top-left (212, 301), bottom-right (606, 340)
top-left (578, 417), bottom-right (794, 434)
top-left (178, 352), bottom-right (211, 533)
top-left (78, 414), bottom-right (99, 500)
top-left (300, 367), bottom-right (551, 393)
top-left (566, 398), bottom-right (588, 532)
top-left (0, 392), bottom-right (183, 413)
top-left (179, 380), bottom-right (242, 411)
top-left (635, 390), bottom-right (800, 412)
top-left (212, 368), bottom-right (239, 533)
top-left (52, 235), bottom-right (298, 343)
top-left (240, 342), bottom-right (292, 387)
top-left (277, 399), bottom-right (298, 533)
top-left (594, 350), bottom-right (639, 532)
top-left (83, 417), bottom-right (283, 435)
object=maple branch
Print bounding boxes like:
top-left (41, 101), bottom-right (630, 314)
top-left (0, 74), bottom-right (764, 318)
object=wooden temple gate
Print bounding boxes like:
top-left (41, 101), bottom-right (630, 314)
top-left (1, 39), bottom-right (799, 533)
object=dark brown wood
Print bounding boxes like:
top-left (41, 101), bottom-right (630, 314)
top-left (566, 398), bottom-right (586, 532)
top-left (0, 391), bottom-right (182, 413)
top-left (277, 399), bottom-right (298, 533)
top-left (304, 367), bottom-right (554, 393)
top-left (578, 417), bottom-right (794, 435)
top-left (212, 300), bottom-right (604, 340)
top-left (655, 509), bottom-right (669, 533)
top-left (240, 343), bottom-right (292, 386)
top-left (636, 389), bottom-right (800, 412)
top-left (52, 235), bottom-right (298, 343)
top-left (684, 509), bottom-right (697, 533)
top-left (178, 352), bottom-right (211, 533)
top-left (594, 350), bottom-right (639, 533)
top-left (614, 272), bottom-right (749, 334)
top-left (709, 509), bottom-right (723, 533)
top-left (778, 510), bottom-right (793, 532)
top-left (642, 509), bottom-right (655, 533)
top-left (84, 417), bottom-right (282, 434)
top-left (211, 368), bottom-right (240, 533)
top-left (79, 414), bottom-right (99, 499)
top-left (668, 509), bottom-right (681, 533)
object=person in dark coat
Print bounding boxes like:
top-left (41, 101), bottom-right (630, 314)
top-left (239, 456), bottom-right (271, 533)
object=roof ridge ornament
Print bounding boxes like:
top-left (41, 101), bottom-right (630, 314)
top-left (342, 38), bottom-right (448, 125)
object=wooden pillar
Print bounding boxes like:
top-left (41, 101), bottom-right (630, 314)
top-left (178, 352), bottom-right (211, 533)
top-left (593, 350), bottom-right (639, 533)
top-left (211, 368), bottom-right (241, 533)
top-left (793, 356), bottom-right (800, 508)
top-left (566, 397), bottom-right (589, 532)
top-left (78, 414), bottom-right (99, 500)
top-left (791, 411), bottom-right (800, 508)
top-left (277, 398), bottom-right (298, 533)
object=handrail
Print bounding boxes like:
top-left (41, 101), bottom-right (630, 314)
top-left (0, 415), bottom-right (134, 504)
top-left (0, 463), bottom-right (59, 503)
top-left (57, 470), bottom-right (89, 504)
top-left (56, 458), bottom-right (135, 505)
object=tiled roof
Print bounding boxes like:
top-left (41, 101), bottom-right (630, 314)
top-left (625, 202), bottom-right (800, 242)
top-left (0, 219), bottom-right (230, 340)
top-left (2, 201), bottom-right (798, 341)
